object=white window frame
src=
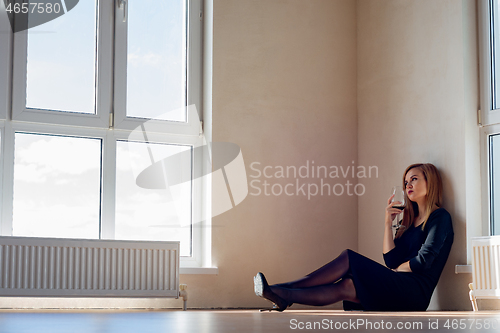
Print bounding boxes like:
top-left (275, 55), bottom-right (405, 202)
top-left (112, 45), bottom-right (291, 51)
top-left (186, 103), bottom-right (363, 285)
top-left (0, 0), bottom-right (212, 271)
top-left (480, 0), bottom-right (498, 125)
top-left (11, 0), bottom-right (112, 128)
top-left (0, 4), bottom-right (9, 122)
top-left (113, 0), bottom-right (203, 136)
top-left (480, 125), bottom-right (500, 237)
top-left (480, 0), bottom-right (500, 237)
top-left (0, 1), bottom-right (11, 236)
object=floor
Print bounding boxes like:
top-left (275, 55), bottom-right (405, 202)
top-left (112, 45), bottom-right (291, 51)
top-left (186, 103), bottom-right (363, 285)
top-left (0, 309), bottom-right (499, 333)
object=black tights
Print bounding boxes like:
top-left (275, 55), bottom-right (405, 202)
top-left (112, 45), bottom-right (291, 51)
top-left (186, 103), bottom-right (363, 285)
top-left (270, 249), bottom-right (360, 306)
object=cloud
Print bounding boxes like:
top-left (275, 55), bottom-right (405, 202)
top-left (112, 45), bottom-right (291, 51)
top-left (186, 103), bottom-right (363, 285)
top-left (14, 134), bottom-right (101, 183)
top-left (26, 59), bottom-right (95, 112)
top-left (127, 52), bottom-right (165, 67)
top-left (13, 201), bottom-right (100, 239)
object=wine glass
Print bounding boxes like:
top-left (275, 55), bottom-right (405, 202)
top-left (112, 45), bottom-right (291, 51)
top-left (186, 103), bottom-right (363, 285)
top-left (390, 186), bottom-right (406, 229)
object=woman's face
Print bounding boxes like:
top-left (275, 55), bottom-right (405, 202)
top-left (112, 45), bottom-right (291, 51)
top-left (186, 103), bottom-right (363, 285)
top-left (404, 168), bottom-right (427, 204)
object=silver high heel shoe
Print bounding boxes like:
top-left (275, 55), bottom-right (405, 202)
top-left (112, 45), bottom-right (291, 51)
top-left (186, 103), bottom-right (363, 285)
top-left (254, 272), bottom-right (290, 312)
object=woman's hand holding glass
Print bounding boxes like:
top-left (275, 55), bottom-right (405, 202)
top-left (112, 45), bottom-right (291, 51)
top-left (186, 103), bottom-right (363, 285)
top-left (385, 186), bottom-right (406, 229)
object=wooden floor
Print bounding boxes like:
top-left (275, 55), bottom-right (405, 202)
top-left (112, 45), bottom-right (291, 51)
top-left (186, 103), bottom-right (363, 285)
top-left (0, 309), bottom-right (499, 332)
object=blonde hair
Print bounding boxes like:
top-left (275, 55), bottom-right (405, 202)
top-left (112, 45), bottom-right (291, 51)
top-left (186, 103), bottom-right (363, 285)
top-left (395, 163), bottom-right (443, 238)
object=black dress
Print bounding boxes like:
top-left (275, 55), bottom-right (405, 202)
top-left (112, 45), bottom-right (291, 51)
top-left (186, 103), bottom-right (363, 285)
top-left (343, 207), bottom-right (454, 311)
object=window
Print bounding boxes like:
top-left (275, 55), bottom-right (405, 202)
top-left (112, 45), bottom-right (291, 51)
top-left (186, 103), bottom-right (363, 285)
top-left (13, 133), bottom-right (101, 239)
top-left (25, 0), bottom-right (97, 114)
top-left (0, 0), bottom-right (207, 265)
top-left (489, 134), bottom-right (500, 235)
top-left (115, 140), bottom-right (193, 256)
top-left (124, 0), bottom-right (186, 121)
top-left (480, 0), bottom-right (500, 236)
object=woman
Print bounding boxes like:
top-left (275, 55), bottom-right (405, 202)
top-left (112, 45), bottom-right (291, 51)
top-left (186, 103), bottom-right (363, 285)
top-left (254, 163), bottom-right (454, 311)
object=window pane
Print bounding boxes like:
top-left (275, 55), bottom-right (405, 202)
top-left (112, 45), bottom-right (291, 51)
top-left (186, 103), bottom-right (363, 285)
top-left (126, 0), bottom-right (187, 121)
top-left (491, 134), bottom-right (500, 235)
top-left (115, 141), bottom-right (192, 256)
top-left (13, 133), bottom-right (101, 239)
top-left (492, 0), bottom-right (500, 109)
top-left (26, 1), bottom-right (97, 113)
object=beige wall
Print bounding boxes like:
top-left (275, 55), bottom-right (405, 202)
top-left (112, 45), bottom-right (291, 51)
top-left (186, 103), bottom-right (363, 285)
top-left (205, 0), bottom-right (358, 309)
top-left (357, 0), bottom-right (478, 310)
top-left (199, 0), bottom-right (479, 311)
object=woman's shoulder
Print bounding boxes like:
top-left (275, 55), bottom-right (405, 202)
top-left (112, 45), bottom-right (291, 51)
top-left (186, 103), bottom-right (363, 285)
top-left (427, 207), bottom-right (453, 229)
top-left (430, 207), bottom-right (450, 218)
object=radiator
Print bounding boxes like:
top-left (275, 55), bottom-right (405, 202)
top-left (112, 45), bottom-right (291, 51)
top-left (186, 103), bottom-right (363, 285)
top-left (0, 236), bottom-right (179, 298)
top-left (470, 236), bottom-right (500, 311)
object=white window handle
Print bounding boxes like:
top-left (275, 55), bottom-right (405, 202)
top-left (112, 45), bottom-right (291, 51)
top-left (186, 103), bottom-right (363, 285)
top-left (118, 0), bottom-right (127, 23)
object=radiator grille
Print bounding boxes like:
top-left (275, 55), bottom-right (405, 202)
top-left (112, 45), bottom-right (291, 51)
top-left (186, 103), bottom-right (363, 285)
top-left (0, 237), bottom-right (179, 297)
top-left (472, 236), bottom-right (500, 298)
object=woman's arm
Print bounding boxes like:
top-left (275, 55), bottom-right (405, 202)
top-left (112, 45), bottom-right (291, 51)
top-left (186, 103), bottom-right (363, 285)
top-left (395, 261), bottom-right (412, 272)
top-left (383, 222), bottom-right (395, 254)
top-left (408, 210), bottom-right (454, 273)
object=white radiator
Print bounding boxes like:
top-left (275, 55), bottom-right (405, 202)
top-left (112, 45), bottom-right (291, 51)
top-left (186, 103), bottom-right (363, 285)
top-left (470, 236), bottom-right (500, 311)
top-left (0, 236), bottom-right (179, 298)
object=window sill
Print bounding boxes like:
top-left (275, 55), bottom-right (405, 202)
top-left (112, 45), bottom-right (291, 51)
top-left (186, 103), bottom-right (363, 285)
top-left (455, 265), bottom-right (472, 274)
top-left (180, 267), bottom-right (219, 275)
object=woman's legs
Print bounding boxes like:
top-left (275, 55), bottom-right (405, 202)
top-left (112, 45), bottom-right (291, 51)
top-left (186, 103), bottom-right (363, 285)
top-left (274, 249), bottom-right (351, 289)
top-left (271, 278), bottom-right (359, 306)
top-left (254, 249), bottom-right (360, 309)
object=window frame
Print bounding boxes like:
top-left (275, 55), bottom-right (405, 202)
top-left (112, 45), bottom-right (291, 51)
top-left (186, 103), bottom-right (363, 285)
top-left (480, 124), bottom-right (500, 237)
top-left (0, 0), bottom-right (210, 269)
top-left (480, 0), bottom-right (499, 125)
top-left (0, 3), bottom-right (10, 122)
top-left (0, 1), bottom-right (11, 236)
top-left (113, 0), bottom-right (203, 135)
top-left (480, 0), bottom-right (500, 237)
top-left (11, 0), bottom-right (112, 128)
